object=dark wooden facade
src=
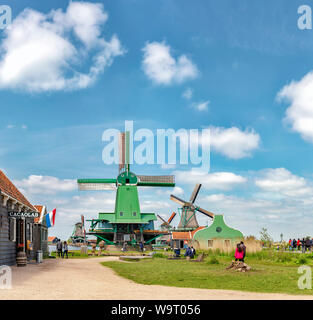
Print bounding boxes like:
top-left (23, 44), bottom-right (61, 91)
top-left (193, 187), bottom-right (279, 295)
top-left (0, 170), bottom-right (46, 266)
top-left (0, 196), bottom-right (16, 266)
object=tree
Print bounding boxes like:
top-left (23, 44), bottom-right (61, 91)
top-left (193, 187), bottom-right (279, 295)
top-left (260, 228), bottom-right (273, 247)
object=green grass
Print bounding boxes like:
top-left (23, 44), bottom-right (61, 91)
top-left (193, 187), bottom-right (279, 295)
top-left (101, 250), bottom-right (313, 295)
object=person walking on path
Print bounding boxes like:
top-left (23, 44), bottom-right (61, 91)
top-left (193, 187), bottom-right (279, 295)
top-left (235, 243), bottom-right (244, 262)
top-left (57, 240), bottom-right (63, 258)
top-left (139, 242), bottom-right (144, 253)
top-left (288, 239), bottom-right (292, 251)
top-left (297, 239), bottom-right (301, 250)
top-left (62, 241), bottom-right (68, 259)
top-left (293, 239), bottom-right (297, 251)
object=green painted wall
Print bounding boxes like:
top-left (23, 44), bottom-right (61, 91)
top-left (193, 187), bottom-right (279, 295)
top-left (114, 185), bottom-right (141, 222)
top-left (193, 215), bottom-right (243, 249)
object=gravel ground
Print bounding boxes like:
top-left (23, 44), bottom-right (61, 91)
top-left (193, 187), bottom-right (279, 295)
top-left (0, 257), bottom-right (312, 300)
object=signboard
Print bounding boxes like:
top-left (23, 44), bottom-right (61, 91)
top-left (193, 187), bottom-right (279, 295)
top-left (8, 211), bottom-right (39, 218)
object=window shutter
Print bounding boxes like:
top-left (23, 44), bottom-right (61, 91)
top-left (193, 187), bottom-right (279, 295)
top-left (9, 218), bottom-right (16, 242)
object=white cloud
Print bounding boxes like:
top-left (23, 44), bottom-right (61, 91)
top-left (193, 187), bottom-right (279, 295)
top-left (278, 71), bottom-right (313, 142)
top-left (255, 168), bottom-right (313, 198)
top-left (0, 2), bottom-right (125, 92)
top-left (178, 125), bottom-right (260, 159)
top-left (210, 126), bottom-right (260, 159)
top-left (14, 175), bottom-right (77, 195)
top-left (174, 170), bottom-right (247, 191)
top-left (193, 100), bottom-right (210, 111)
top-left (142, 41), bottom-right (198, 85)
top-left (182, 88), bottom-right (193, 100)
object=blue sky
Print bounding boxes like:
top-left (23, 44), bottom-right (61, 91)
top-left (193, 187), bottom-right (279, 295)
top-left (1, 0), bottom-right (313, 240)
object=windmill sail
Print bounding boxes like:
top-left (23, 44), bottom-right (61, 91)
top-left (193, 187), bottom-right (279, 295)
top-left (168, 212), bottom-right (176, 224)
top-left (157, 214), bottom-right (170, 226)
top-left (189, 184), bottom-right (201, 204)
top-left (196, 207), bottom-right (214, 219)
top-left (77, 179), bottom-right (117, 191)
top-left (119, 132), bottom-right (126, 172)
top-left (138, 175), bottom-right (175, 187)
top-left (170, 194), bottom-right (186, 206)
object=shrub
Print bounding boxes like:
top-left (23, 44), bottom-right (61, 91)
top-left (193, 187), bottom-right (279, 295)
top-left (297, 257), bottom-right (308, 265)
top-left (153, 253), bottom-right (166, 258)
top-left (207, 256), bottom-right (219, 264)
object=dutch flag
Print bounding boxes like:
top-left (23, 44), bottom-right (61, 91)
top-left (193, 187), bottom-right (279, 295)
top-left (45, 208), bottom-right (56, 228)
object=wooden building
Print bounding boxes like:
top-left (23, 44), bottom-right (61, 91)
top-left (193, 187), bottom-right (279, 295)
top-left (33, 205), bottom-right (49, 257)
top-left (0, 170), bottom-right (39, 266)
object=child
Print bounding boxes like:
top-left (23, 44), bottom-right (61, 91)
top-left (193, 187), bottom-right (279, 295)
top-left (235, 243), bottom-right (244, 262)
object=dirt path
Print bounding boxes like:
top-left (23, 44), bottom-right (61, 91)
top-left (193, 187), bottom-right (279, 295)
top-left (0, 257), bottom-right (312, 300)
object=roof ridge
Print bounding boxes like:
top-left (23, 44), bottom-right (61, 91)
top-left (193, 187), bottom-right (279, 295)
top-left (0, 170), bottom-right (35, 210)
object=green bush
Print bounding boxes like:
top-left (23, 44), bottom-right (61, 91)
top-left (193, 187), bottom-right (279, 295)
top-left (153, 253), bottom-right (166, 258)
top-left (296, 257), bottom-right (308, 265)
top-left (207, 256), bottom-right (219, 264)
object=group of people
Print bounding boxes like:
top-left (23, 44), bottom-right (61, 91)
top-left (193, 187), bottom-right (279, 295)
top-left (234, 241), bottom-right (246, 262)
top-left (56, 240), bottom-right (69, 258)
top-left (184, 246), bottom-right (196, 259)
top-left (288, 238), bottom-right (313, 253)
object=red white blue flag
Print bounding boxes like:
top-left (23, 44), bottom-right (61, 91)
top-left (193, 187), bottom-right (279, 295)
top-left (45, 208), bottom-right (56, 228)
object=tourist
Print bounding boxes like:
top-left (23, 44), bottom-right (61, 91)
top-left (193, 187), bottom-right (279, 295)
top-left (235, 243), bottom-right (244, 262)
top-left (301, 238), bottom-right (306, 253)
top-left (306, 238), bottom-right (311, 252)
top-left (288, 239), bottom-right (292, 250)
top-left (184, 246), bottom-right (191, 258)
top-left (297, 239), bottom-right (301, 250)
top-left (191, 246), bottom-right (196, 258)
top-left (173, 247), bottom-right (180, 258)
top-left (293, 239), bottom-right (297, 251)
top-left (57, 240), bottom-right (63, 258)
top-left (139, 242), bottom-right (144, 253)
top-left (240, 241), bottom-right (246, 262)
top-left (63, 241), bottom-right (68, 259)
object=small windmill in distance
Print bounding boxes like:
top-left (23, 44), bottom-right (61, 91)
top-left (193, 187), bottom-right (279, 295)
top-left (169, 184), bottom-right (214, 231)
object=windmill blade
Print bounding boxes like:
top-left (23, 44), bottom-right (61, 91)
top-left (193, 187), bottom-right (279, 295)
top-left (137, 175), bottom-right (175, 187)
top-left (189, 184), bottom-right (202, 204)
top-left (168, 212), bottom-right (177, 224)
top-left (170, 194), bottom-right (187, 206)
top-left (196, 207), bottom-right (214, 219)
top-left (77, 179), bottom-right (117, 191)
top-left (157, 214), bottom-right (170, 226)
top-left (78, 183), bottom-right (116, 191)
top-left (119, 132), bottom-right (126, 172)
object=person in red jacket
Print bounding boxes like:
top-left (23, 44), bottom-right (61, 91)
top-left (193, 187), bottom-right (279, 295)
top-left (297, 239), bottom-right (301, 250)
top-left (235, 243), bottom-right (244, 262)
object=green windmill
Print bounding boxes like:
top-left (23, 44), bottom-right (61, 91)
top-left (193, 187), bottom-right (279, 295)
top-left (77, 132), bottom-right (175, 245)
